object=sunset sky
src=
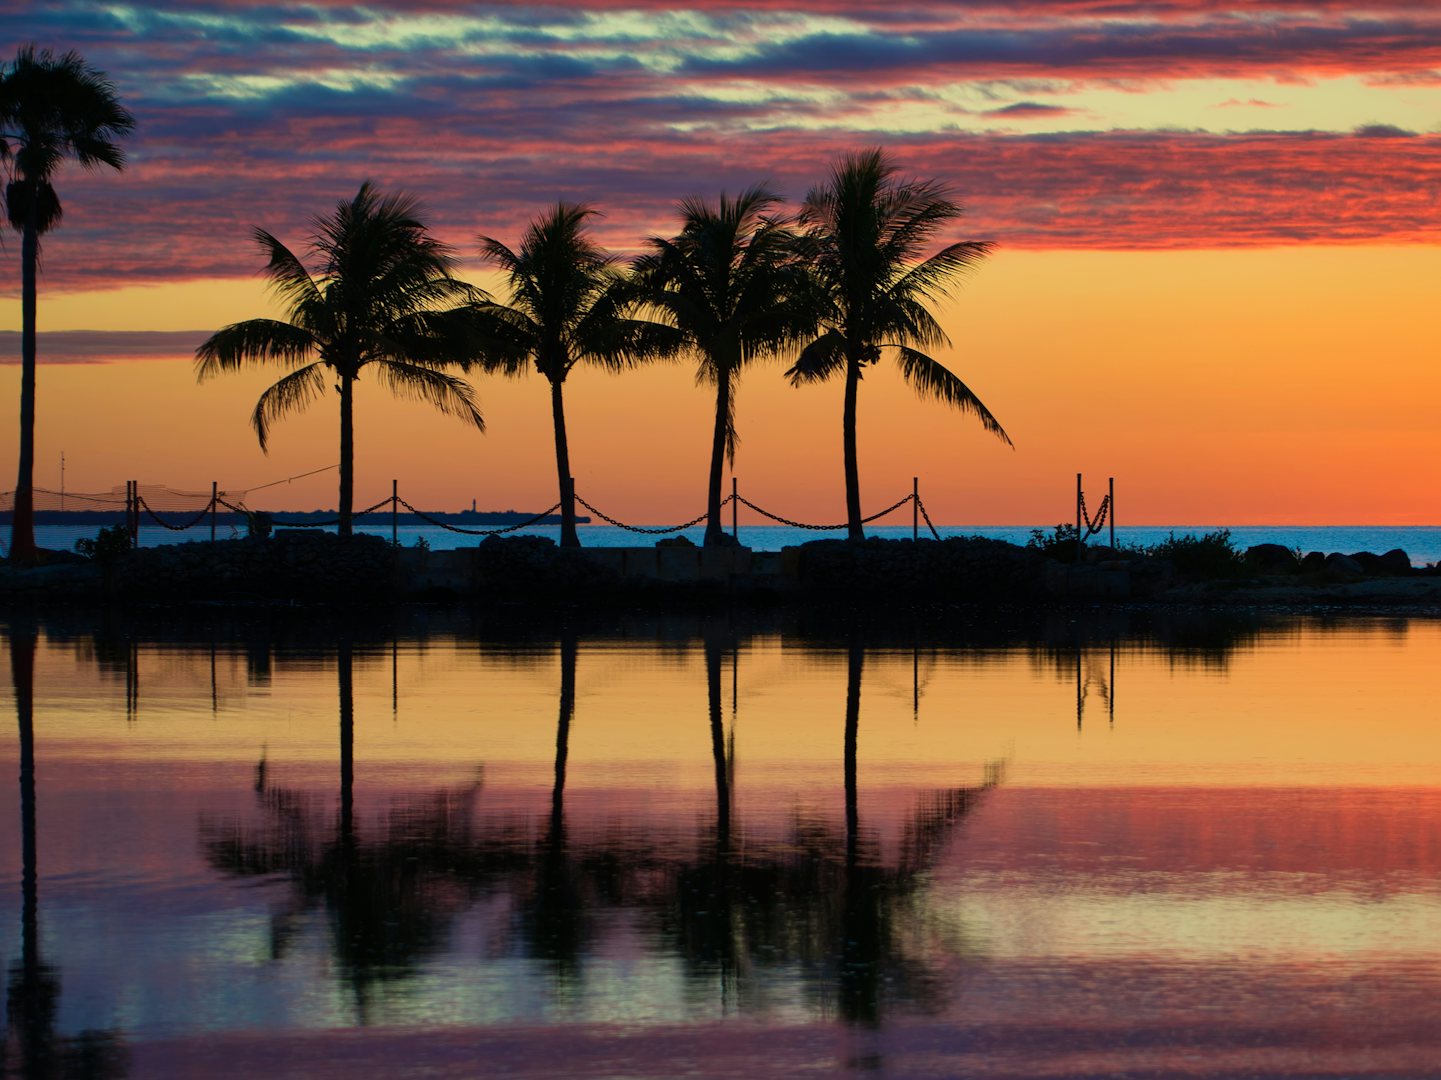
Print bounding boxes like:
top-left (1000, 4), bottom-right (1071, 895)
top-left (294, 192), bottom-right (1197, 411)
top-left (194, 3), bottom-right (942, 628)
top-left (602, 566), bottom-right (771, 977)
top-left (2, 1), bottom-right (1438, 524)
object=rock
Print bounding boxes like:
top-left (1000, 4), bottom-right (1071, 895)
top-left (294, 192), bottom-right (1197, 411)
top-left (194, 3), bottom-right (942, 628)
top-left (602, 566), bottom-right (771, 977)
top-left (1380, 549), bottom-right (1413, 575)
top-left (1300, 551), bottom-right (1326, 573)
top-left (1347, 551), bottom-right (1387, 575)
top-left (1324, 552), bottom-right (1365, 579)
top-left (656, 535), bottom-right (696, 548)
top-left (1246, 543), bottom-right (1299, 574)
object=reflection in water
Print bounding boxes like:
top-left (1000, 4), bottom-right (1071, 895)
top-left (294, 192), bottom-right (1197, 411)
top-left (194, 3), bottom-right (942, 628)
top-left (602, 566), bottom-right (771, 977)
top-left (194, 628), bottom-right (1001, 1029)
top-left (4, 625), bottom-right (129, 1078)
top-left (7, 612), bottom-right (1441, 1075)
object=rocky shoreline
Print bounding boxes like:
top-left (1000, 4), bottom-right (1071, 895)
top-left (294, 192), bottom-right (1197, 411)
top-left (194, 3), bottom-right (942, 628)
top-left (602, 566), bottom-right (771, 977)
top-left (1, 531), bottom-right (1437, 610)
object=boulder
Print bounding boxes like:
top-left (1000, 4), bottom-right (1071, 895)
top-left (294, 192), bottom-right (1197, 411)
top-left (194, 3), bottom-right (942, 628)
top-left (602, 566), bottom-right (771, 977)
top-left (1324, 552), bottom-right (1365, 579)
top-left (1380, 549), bottom-right (1413, 575)
top-left (1245, 543), bottom-right (1299, 574)
top-left (1347, 551), bottom-right (1388, 575)
top-left (1300, 551), bottom-right (1326, 573)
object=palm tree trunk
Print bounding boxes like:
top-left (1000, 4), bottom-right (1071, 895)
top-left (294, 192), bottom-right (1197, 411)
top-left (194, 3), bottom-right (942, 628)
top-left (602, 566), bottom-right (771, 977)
top-left (9, 211), bottom-right (40, 563)
top-left (338, 373), bottom-right (354, 538)
top-left (842, 353), bottom-right (863, 541)
top-left (704, 371), bottom-right (731, 547)
top-left (844, 639), bottom-right (862, 865)
top-left (550, 378), bottom-right (579, 548)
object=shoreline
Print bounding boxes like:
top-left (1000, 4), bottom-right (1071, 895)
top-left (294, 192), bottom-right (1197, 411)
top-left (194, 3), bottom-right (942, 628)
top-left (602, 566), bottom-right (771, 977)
top-left (2, 532), bottom-right (1438, 614)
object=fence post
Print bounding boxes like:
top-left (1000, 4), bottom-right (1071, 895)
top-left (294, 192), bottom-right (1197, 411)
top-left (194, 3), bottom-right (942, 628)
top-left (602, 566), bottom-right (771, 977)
top-left (1109, 476), bottom-right (1115, 550)
top-left (1075, 472), bottom-right (1083, 562)
top-left (732, 476), bottom-right (738, 541)
top-left (210, 481), bottom-right (218, 543)
top-left (392, 479), bottom-right (398, 546)
top-left (912, 476), bottom-right (919, 542)
top-left (129, 480), bottom-right (139, 549)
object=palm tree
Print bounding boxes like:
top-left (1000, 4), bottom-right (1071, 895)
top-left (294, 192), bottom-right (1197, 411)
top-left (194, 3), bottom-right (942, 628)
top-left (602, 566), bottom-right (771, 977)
top-left (474, 204), bottom-right (676, 548)
top-left (634, 187), bottom-right (812, 547)
top-left (1, 46), bottom-right (134, 564)
top-left (787, 149), bottom-right (1011, 540)
top-left (196, 183), bottom-right (484, 537)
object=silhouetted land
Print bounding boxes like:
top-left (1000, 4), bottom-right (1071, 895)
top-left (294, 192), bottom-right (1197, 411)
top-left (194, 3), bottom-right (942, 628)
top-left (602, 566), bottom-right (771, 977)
top-left (1, 532), bottom-right (1437, 611)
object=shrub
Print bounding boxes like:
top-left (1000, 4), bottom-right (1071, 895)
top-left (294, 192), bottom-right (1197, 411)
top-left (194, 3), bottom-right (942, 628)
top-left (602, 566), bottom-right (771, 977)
top-left (74, 525), bottom-right (131, 564)
top-left (1026, 523), bottom-right (1080, 562)
top-left (1147, 529), bottom-right (1243, 579)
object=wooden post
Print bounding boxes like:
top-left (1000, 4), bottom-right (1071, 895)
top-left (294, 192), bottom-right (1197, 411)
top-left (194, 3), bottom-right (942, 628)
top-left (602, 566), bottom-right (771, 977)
top-left (129, 480), bottom-right (138, 549)
top-left (1109, 476), bottom-right (1115, 550)
top-left (210, 481), bottom-right (218, 543)
top-left (912, 476), bottom-right (919, 541)
top-left (731, 476), bottom-right (738, 541)
top-left (1075, 472), bottom-right (1083, 562)
top-left (391, 479), bottom-right (398, 546)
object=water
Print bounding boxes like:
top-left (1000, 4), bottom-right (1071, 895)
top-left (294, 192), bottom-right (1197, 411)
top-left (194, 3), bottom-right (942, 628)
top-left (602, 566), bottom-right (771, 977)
top-left (27, 522), bottom-right (1441, 564)
top-left (3, 612), bottom-right (1441, 1077)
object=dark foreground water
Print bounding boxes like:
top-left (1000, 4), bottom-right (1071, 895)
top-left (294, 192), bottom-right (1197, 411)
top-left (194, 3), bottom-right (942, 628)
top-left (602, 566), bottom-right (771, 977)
top-left (3, 611), bottom-right (1440, 1077)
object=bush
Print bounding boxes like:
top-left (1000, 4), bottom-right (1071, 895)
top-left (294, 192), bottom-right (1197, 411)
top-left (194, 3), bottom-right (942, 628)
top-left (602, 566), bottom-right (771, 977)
top-left (74, 525), bottom-right (132, 565)
top-left (1026, 523), bottom-right (1080, 562)
top-left (1147, 529), bottom-right (1243, 579)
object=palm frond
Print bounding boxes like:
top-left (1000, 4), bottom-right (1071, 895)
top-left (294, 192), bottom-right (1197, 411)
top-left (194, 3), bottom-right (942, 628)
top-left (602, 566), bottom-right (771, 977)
top-left (786, 330), bottom-right (846, 385)
top-left (250, 361), bottom-right (328, 451)
top-left (373, 360), bottom-right (485, 432)
top-left (195, 319), bottom-right (318, 379)
top-left (895, 346), bottom-right (1012, 446)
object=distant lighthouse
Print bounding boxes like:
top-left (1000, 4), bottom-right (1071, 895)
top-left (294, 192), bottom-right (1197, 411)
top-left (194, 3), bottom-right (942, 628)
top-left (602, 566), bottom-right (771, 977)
top-left (471, 498), bottom-right (477, 512)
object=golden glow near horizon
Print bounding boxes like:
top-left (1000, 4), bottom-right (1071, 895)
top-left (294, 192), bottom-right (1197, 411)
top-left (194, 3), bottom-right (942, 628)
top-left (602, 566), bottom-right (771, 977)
top-left (12, 621), bottom-right (1441, 788)
top-left (4, 245), bottom-right (1437, 524)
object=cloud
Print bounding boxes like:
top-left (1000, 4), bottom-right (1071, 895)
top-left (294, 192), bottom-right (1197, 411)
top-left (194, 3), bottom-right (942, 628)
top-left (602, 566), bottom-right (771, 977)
top-left (987, 102), bottom-right (1078, 117)
top-left (1214, 98), bottom-right (1279, 108)
top-left (0, 330), bottom-right (211, 364)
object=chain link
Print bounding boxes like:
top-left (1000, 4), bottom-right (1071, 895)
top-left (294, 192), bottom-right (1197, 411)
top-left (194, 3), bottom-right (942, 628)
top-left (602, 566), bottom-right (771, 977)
top-left (1078, 491), bottom-right (1111, 539)
top-left (396, 497), bottom-right (563, 536)
top-left (735, 493), bottom-right (915, 531)
top-left (572, 493), bottom-right (727, 534)
top-left (915, 497), bottom-right (942, 541)
top-left (136, 496), bottom-right (216, 532)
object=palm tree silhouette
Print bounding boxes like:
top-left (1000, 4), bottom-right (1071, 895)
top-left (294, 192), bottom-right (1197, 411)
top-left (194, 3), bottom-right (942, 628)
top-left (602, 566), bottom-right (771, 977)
top-left (195, 183), bottom-right (484, 537)
top-left (788, 149), bottom-right (1012, 540)
top-left (1, 46), bottom-right (134, 564)
top-left (633, 188), bottom-right (811, 547)
top-left (473, 204), bottom-right (676, 548)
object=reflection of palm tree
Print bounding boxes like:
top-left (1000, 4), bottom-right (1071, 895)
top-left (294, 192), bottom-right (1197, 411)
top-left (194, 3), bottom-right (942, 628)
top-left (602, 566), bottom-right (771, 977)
top-left (195, 183), bottom-right (484, 537)
top-left (633, 188), bottom-right (808, 546)
top-left (2, 46), bottom-right (134, 563)
top-left (6, 627), bottom-right (129, 1076)
top-left (202, 642), bottom-right (517, 1016)
top-left (473, 205), bottom-right (675, 548)
top-left (787, 149), bottom-right (1011, 540)
top-left (521, 631), bottom-right (589, 977)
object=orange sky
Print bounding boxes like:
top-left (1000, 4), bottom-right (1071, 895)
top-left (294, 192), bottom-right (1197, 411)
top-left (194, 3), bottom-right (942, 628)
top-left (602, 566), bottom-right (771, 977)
top-left (3, 244), bottom-right (1437, 524)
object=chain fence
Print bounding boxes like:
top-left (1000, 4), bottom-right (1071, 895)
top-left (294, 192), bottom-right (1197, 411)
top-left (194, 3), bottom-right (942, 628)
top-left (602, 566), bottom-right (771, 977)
top-left (1078, 490), bottom-right (1112, 540)
top-left (6, 473), bottom-right (992, 549)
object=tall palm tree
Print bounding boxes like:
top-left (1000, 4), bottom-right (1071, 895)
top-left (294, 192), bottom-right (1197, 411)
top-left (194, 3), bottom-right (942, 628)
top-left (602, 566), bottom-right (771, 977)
top-left (196, 183), bottom-right (484, 537)
top-left (474, 204), bottom-right (676, 548)
top-left (1, 46), bottom-right (134, 563)
top-left (634, 187), bottom-right (812, 547)
top-left (787, 149), bottom-right (1011, 540)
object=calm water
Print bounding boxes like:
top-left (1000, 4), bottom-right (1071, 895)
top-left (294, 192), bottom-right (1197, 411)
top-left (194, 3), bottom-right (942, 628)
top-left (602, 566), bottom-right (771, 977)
top-left (23, 522), bottom-right (1441, 564)
top-left (3, 612), bottom-right (1441, 1077)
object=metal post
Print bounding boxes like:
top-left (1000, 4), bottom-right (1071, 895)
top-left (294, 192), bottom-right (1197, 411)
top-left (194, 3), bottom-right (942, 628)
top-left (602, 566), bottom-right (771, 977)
top-left (210, 481), bottom-right (218, 543)
top-left (913, 476), bottom-right (919, 541)
top-left (1109, 476), bottom-right (1115, 550)
top-left (391, 479), bottom-right (398, 546)
top-left (731, 476), bottom-right (738, 541)
top-left (1075, 473), bottom-right (1083, 562)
